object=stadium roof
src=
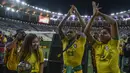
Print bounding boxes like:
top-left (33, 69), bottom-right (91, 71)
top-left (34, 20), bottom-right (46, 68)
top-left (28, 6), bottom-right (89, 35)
top-left (1, 0), bottom-right (130, 21)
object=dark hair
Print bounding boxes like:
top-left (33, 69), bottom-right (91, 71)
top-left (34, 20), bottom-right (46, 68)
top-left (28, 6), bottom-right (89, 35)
top-left (14, 29), bottom-right (26, 38)
top-left (19, 34), bottom-right (40, 61)
top-left (103, 27), bottom-right (111, 34)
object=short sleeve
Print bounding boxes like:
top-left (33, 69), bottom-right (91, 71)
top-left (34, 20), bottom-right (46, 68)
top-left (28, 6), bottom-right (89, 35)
top-left (39, 48), bottom-right (44, 63)
top-left (92, 40), bottom-right (102, 49)
top-left (79, 33), bottom-right (87, 43)
top-left (61, 37), bottom-right (67, 43)
top-left (110, 39), bottom-right (119, 46)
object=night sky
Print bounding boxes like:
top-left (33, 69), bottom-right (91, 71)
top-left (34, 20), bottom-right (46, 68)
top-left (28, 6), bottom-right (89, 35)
top-left (27, 0), bottom-right (130, 15)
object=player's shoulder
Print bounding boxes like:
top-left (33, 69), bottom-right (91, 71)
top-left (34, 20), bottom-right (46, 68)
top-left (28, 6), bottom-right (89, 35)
top-left (77, 32), bottom-right (86, 38)
top-left (39, 48), bottom-right (43, 52)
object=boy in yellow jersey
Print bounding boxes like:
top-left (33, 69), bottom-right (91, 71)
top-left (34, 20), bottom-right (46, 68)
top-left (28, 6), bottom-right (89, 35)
top-left (0, 31), bottom-right (7, 73)
top-left (58, 6), bottom-right (87, 73)
top-left (4, 29), bottom-right (26, 73)
top-left (84, 1), bottom-right (120, 73)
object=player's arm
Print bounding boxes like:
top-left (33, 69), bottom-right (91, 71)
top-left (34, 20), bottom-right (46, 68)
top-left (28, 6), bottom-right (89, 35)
top-left (58, 9), bottom-right (72, 39)
top-left (84, 1), bottom-right (98, 44)
top-left (6, 38), bottom-right (17, 50)
top-left (39, 48), bottom-right (44, 73)
top-left (84, 15), bottom-right (96, 44)
top-left (98, 12), bottom-right (119, 40)
top-left (40, 63), bottom-right (44, 73)
top-left (72, 5), bottom-right (86, 31)
top-left (6, 33), bottom-right (21, 50)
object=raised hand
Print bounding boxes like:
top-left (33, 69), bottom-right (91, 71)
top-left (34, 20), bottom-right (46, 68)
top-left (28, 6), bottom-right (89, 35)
top-left (67, 6), bottom-right (74, 15)
top-left (92, 1), bottom-right (101, 16)
top-left (71, 5), bottom-right (78, 14)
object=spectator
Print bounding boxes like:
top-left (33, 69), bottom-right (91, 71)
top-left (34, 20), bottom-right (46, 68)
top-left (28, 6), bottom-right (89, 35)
top-left (123, 37), bottom-right (130, 73)
top-left (0, 31), bottom-right (7, 73)
top-left (4, 29), bottom-right (26, 73)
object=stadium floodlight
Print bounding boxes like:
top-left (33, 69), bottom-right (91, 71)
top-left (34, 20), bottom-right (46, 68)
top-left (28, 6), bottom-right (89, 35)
top-left (116, 13), bottom-right (119, 15)
top-left (41, 9), bottom-right (43, 11)
top-left (39, 8), bottom-right (42, 11)
top-left (53, 12), bottom-right (57, 14)
top-left (11, 8), bottom-right (15, 12)
top-left (58, 12), bottom-right (63, 15)
top-left (46, 10), bottom-right (49, 12)
top-left (27, 4), bottom-right (30, 6)
top-left (16, 0), bottom-right (20, 3)
top-left (43, 10), bottom-right (46, 12)
top-left (35, 7), bottom-right (38, 9)
top-left (46, 10), bottom-right (51, 13)
top-left (64, 14), bottom-right (67, 16)
top-left (52, 12), bottom-right (55, 14)
top-left (120, 11), bottom-right (124, 14)
top-left (111, 13), bottom-right (115, 16)
top-left (16, 10), bottom-right (19, 13)
top-left (81, 16), bottom-right (84, 17)
top-left (84, 15), bottom-right (88, 18)
top-left (32, 6), bottom-right (35, 8)
top-left (6, 7), bottom-right (10, 11)
top-left (37, 8), bottom-right (40, 10)
top-left (123, 11), bottom-right (126, 13)
top-left (21, 1), bottom-right (26, 5)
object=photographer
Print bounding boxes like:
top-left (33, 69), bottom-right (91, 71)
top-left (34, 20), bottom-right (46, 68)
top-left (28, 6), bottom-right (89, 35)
top-left (123, 36), bottom-right (130, 73)
top-left (4, 29), bottom-right (26, 73)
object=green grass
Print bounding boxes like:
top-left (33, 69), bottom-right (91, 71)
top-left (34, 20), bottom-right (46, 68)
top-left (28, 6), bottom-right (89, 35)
top-left (87, 50), bottom-right (93, 73)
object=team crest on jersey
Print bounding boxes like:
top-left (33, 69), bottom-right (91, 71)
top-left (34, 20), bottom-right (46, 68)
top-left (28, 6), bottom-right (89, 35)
top-left (105, 46), bottom-right (109, 51)
top-left (73, 44), bottom-right (77, 48)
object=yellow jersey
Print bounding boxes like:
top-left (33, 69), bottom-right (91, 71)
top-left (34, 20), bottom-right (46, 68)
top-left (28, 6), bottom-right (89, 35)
top-left (5, 41), bottom-right (22, 71)
top-left (93, 39), bottom-right (120, 73)
top-left (2, 37), bottom-right (7, 43)
top-left (62, 36), bottom-right (86, 67)
top-left (27, 48), bottom-right (44, 73)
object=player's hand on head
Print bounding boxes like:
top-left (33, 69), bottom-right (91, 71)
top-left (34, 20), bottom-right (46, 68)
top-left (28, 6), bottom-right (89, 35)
top-left (16, 33), bottom-right (22, 40)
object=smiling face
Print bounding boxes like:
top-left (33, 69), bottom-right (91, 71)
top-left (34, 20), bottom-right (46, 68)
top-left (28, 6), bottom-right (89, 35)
top-left (99, 29), bottom-right (111, 43)
top-left (32, 37), bottom-right (40, 50)
top-left (65, 29), bottom-right (77, 40)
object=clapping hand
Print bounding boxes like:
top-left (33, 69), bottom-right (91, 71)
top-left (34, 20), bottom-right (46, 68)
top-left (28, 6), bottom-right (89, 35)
top-left (92, 1), bottom-right (101, 16)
